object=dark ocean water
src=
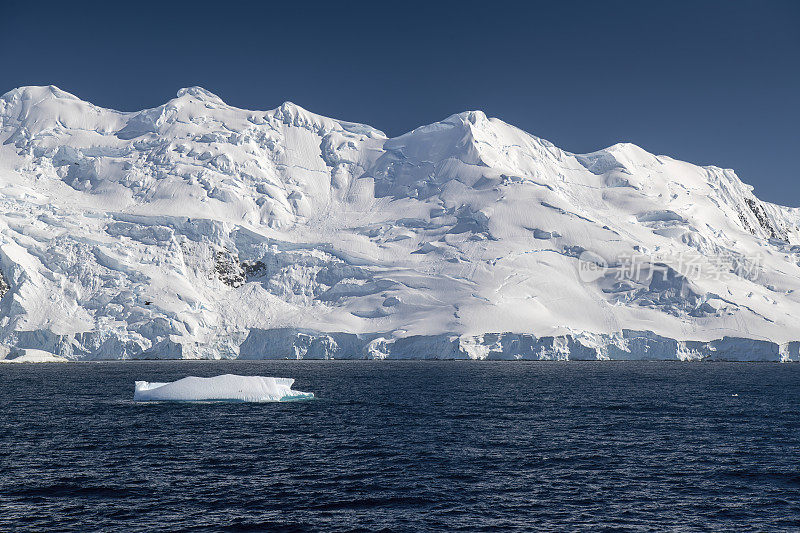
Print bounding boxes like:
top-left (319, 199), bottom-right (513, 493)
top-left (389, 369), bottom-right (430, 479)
top-left (1, 361), bottom-right (799, 532)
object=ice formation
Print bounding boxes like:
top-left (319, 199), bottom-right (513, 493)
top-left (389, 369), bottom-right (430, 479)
top-left (1, 85), bottom-right (799, 360)
top-left (0, 348), bottom-right (68, 363)
top-left (133, 374), bottom-right (313, 402)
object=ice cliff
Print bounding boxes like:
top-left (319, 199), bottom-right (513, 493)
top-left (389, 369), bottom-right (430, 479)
top-left (0, 85), bottom-right (799, 361)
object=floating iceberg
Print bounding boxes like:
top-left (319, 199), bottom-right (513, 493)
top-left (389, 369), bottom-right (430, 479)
top-left (133, 374), bottom-right (314, 402)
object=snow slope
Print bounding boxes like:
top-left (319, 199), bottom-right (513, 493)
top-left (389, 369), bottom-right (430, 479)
top-left (1, 85), bottom-right (799, 360)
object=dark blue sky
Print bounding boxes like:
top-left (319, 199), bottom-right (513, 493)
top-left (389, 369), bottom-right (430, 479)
top-left (2, 0), bottom-right (798, 204)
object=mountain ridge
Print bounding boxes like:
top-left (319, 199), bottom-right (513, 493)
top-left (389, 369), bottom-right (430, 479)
top-left (0, 85), bottom-right (798, 361)
top-left (0, 85), bottom-right (721, 166)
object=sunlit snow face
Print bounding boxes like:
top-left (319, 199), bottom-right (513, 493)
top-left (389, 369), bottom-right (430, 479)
top-left (0, 85), bottom-right (798, 361)
top-left (134, 375), bottom-right (314, 402)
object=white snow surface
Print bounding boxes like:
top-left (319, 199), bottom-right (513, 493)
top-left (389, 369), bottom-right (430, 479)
top-left (1, 85), bottom-right (799, 360)
top-left (0, 348), bottom-right (67, 363)
top-left (133, 374), bottom-right (313, 402)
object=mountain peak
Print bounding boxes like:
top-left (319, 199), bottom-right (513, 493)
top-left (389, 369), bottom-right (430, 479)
top-left (1, 84), bottom-right (81, 103)
top-left (175, 86), bottom-right (225, 104)
top-left (448, 110), bottom-right (488, 125)
top-left (275, 100), bottom-right (311, 118)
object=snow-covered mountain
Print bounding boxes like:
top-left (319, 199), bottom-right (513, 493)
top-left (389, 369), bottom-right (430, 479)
top-left (1, 85), bottom-right (799, 360)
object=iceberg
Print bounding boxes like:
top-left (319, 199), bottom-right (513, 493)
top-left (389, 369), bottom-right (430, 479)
top-left (133, 374), bottom-right (314, 402)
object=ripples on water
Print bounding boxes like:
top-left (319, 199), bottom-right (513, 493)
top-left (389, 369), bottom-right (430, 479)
top-left (1, 361), bottom-right (799, 531)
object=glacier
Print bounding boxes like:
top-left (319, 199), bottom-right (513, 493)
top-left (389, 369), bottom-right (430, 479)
top-left (133, 374), bottom-right (313, 402)
top-left (0, 84), bottom-right (799, 361)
